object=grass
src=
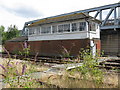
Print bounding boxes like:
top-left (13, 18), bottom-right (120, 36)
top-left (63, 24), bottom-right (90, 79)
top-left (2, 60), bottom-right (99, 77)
top-left (1, 58), bottom-right (48, 74)
top-left (0, 57), bottom-right (49, 88)
top-left (40, 70), bottom-right (118, 88)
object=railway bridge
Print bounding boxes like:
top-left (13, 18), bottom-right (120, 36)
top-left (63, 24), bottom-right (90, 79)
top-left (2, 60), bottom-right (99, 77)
top-left (22, 3), bottom-right (120, 56)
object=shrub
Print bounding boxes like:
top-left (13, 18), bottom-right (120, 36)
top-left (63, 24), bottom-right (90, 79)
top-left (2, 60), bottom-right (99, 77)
top-left (69, 48), bottom-right (104, 86)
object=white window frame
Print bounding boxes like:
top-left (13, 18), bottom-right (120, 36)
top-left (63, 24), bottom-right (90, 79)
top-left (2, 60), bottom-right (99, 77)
top-left (41, 25), bottom-right (51, 34)
top-left (28, 20), bottom-right (88, 36)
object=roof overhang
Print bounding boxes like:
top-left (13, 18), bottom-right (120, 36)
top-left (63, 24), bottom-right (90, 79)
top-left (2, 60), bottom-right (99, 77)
top-left (28, 13), bottom-right (101, 27)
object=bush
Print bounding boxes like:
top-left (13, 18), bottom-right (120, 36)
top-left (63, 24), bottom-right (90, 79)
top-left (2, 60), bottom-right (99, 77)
top-left (69, 48), bottom-right (104, 86)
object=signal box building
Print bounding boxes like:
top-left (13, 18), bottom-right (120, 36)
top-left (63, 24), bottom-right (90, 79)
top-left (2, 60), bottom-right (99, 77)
top-left (5, 13), bottom-right (101, 57)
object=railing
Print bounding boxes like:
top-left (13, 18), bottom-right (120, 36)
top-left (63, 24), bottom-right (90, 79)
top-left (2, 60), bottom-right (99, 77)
top-left (103, 19), bottom-right (120, 26)
top-left (100, 18), bottom-right (120, 29)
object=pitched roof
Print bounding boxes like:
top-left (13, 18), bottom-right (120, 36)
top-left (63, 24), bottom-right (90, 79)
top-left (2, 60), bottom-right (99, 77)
top-left (29, 13), bottom-right (101, 27)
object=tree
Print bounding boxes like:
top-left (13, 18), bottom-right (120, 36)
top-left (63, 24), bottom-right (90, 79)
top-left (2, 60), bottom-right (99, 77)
top-left (0, 25), bottom-right (5, 33)
top-left (0, 25), bottom-right (20, 45)
top-left (0, 25), bottom-right (5, 45)
top-left (5, 25), bottom-right (20, 41)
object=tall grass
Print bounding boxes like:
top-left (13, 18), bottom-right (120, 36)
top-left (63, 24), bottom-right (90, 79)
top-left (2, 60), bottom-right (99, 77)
top-left (0, 44), bottom-right (49, 88)
top-left (60, 47), bottom-right (104, 87)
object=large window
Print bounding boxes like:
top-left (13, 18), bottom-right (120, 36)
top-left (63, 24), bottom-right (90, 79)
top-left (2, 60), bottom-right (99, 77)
top-left (29, 27), bottom-right (40, 35)
top-left (41, 26), bottom-right (51, 34)
top-left (72, 22), bottom-right (86, 32)
top-left (58, 24), bottom-right (64, 33)
top-left (89, 22), bottom-right (96, 31)
top-left (64, 24), bottom-right (70, 32)
top-left (71, 23), bottom-right (77, 32)
top-left (29, 27), bottom-right (35, 35)
top-left (36, 27), bottom-right (40, 35)
top-left (78, 22), bottom-right (86, 31)
top-left (58, 24), bottom-right (70, 33)
top-left (52, 25), bottom-right (57, 33)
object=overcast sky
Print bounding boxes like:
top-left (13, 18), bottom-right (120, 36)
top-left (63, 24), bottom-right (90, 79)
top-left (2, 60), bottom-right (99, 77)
top-left (0, 0), bottom-right (120, 30)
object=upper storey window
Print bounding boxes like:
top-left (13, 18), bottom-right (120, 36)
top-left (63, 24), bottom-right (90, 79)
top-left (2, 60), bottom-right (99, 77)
top-left (72, 23), bottom-right (77, 32)
top-left (78, 22), bottom-right (86, 31)
top-left (58, 24), bottom-right (64, 33)
top-left (52, 25), bottom-right (57, 33)
top-left (28, 21), bottom-right (89, 36)
top-left (58, 24), bottom-right (70, 33)
top-left (35, 27), bottom-right (40, 35)
top-left (63, 24), bottom-right (70, 32)
top-left (72, 22), bottom-right (86, 32)
top-left (89, 22), bottom-right (96, 31)
top-left (29, 27), bottom-right (35, 35)
top-left (41, 26), bottom-right (51, 34)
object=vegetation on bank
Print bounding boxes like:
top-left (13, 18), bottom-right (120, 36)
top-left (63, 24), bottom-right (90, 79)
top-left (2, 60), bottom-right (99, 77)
top-left (0, 46), bottom-right (118, 88)
top-left (0, 58), bottom-right (49, 88)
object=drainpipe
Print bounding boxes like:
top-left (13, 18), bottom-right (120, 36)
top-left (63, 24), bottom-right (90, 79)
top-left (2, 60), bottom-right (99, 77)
top-left (85, 18), bottom-right (90, 40)
top-left (85, 18), bottom-right (96, 56)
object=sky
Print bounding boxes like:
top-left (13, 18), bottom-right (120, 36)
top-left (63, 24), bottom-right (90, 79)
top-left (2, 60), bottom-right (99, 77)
top-left (0, 0), bottom-right (120, 30)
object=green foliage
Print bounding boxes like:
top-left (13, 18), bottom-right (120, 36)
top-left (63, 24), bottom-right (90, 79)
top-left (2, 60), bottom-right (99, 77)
top-left (23, 46), bottom-right (30, 57)
top-left (80, 49), bottom-right (103, 84)
top-left (69, 49), bottom-right (104, 86)
top-left (0, 25), bottom-right (5, 32)
top-left (0, 25), bottom-right (20, 44)
top-left (18, 45), bottom-right (30, 60)
top-left (0, 57), bottom-right (42, 88)
top-left (6, 25), bottom-right (20, 40)
top-left (0, 46), bottom-right (41, 88)
top-left (0, 25), bottom-right (5, 45)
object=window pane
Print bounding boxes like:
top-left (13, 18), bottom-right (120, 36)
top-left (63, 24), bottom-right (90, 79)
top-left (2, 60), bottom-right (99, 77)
top-left (52, 25), bottom-right (57, 33)
top-left (36, 27), bottom-right (40, 35)
top-left (64, 24), bottom-right (70, 32)
top-left (89, 22), bottom-right (96, 31)
top-left (41, 26), bottom-right (51, 34)
top-left (58, 25), bottom-right (64, 33)
top-left (41, 27), bottom-right (45, 34)
top-left (72, 23), bottom-right (77, 31)
top-left (29, 27), bottom-right (35, 35)
top-left (78, 22), bottom-right (86, 31)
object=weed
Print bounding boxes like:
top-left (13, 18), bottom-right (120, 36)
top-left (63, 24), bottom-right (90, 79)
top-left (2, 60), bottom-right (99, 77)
top-left (73, 48), bottom-right (104, 86)
top-left (0, 46), bottom-right (46, 88)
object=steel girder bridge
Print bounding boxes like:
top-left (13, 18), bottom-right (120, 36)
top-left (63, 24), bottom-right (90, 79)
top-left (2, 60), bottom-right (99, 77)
top-left (22, 2), bottom-right (120, 35)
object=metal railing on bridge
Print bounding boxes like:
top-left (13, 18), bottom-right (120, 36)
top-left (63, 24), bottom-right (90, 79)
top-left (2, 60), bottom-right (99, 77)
top-left (101, 18), bottom-right (120, 29)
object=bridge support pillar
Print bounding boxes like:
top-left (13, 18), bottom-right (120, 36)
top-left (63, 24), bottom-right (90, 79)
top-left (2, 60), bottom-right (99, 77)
top-left (101, 29), bottom-right (120, 57)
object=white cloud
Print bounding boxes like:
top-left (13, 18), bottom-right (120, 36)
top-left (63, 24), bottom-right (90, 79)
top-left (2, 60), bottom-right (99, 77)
top-left (0, 0), bottom-right (120, 30)
top-left (0, 6), bottom-right (30, 31)
top-left (1, 5), bottom-right (43, 18)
